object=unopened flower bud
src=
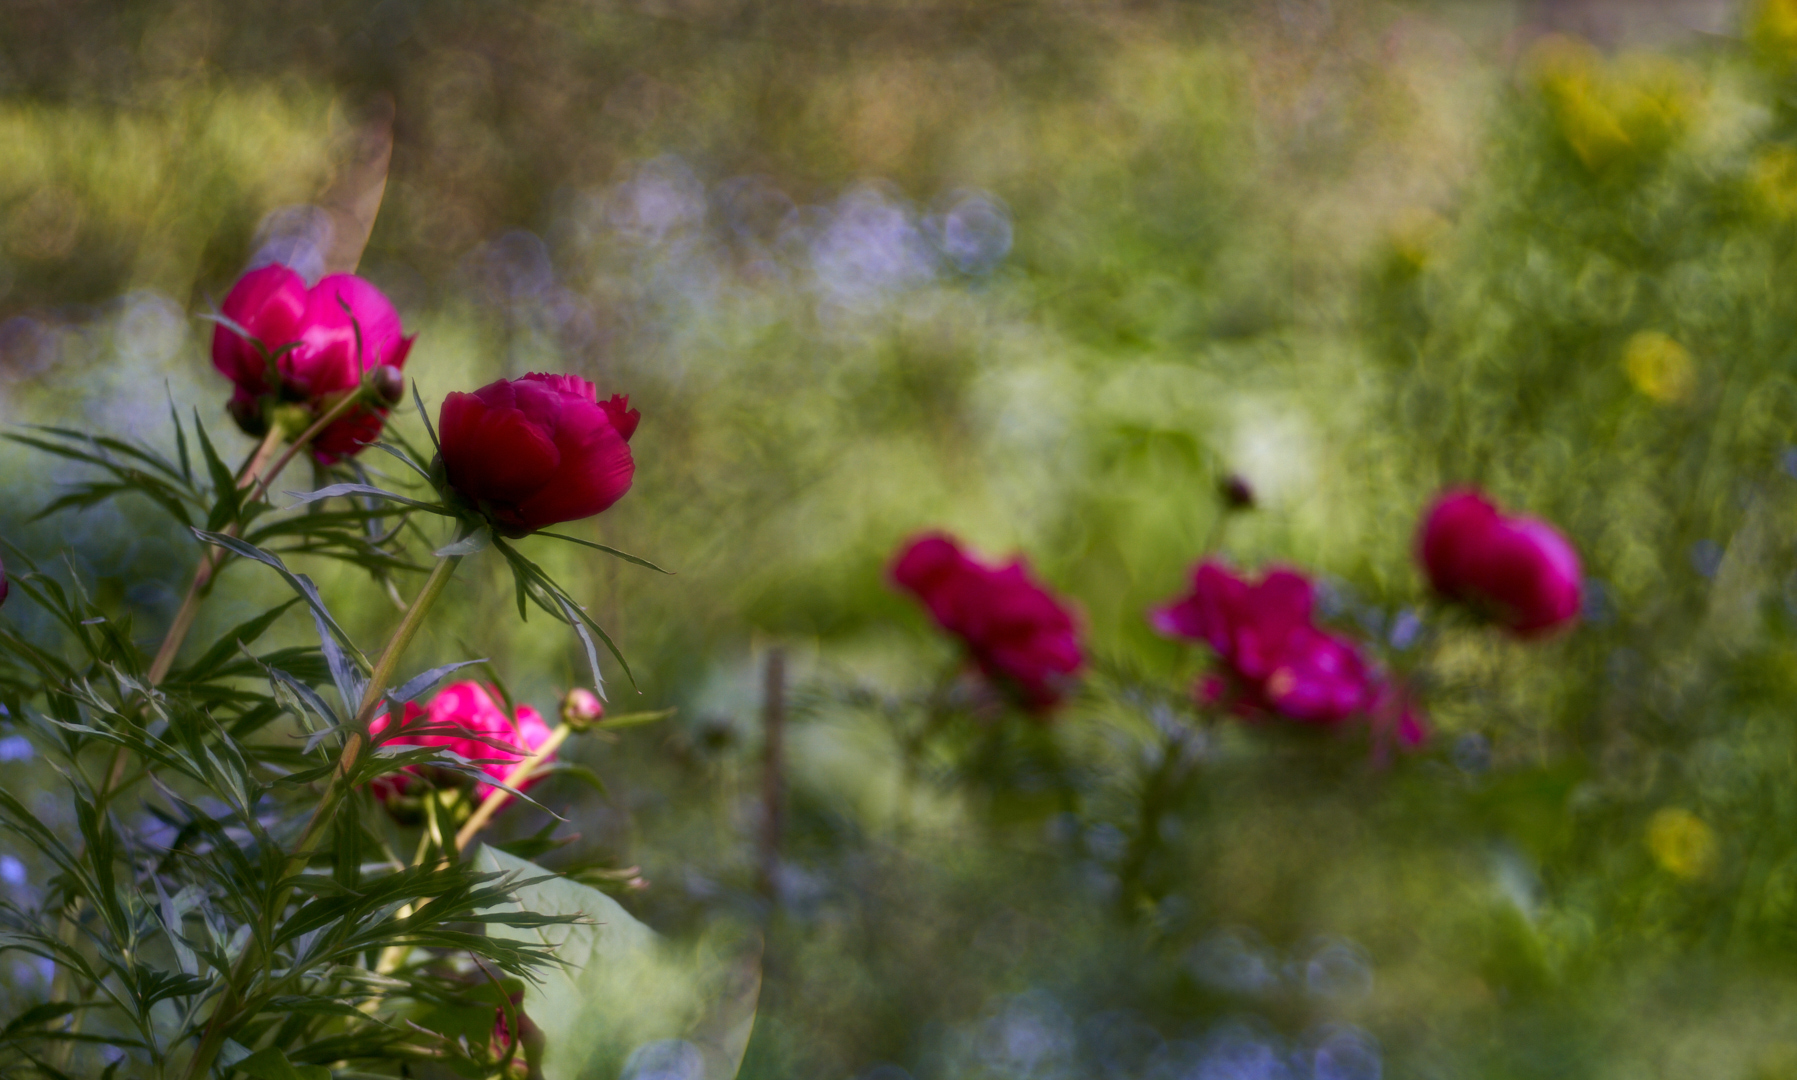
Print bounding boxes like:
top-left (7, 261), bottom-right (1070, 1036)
top-left (370, 364), bottom-right (406, 406)
top-left (1219, 474), bottom-right (1255, 511)
top-left (227, 394), bottom-right (268, 438)
top-left (561, 687), bottom-right (604, 731)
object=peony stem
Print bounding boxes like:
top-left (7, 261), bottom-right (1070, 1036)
top-left (144, 424), bottom-right (287, 687)
top-left (146, 386), bottom-right (369, 689)
top-left (453, 722), bottom-right (572, 854)
top-left (294, 552), bottom-right (464, 859)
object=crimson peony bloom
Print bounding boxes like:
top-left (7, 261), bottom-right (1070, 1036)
top-left (212, 264), bottom-right (414, 461)
top-left (890, 532), bottom-right (1084, 713)
top-left (368, 682), bottom-right (555, 806)
top-left (437, 373), bottom-right (639, 536)
top-left (1417, 489), bottom-right (1582, 636)
top-left (1152, 561), bottom-right (1379, 726)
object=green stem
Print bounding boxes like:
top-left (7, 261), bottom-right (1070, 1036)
top-left (180, 552), bottom-right (462, 1080)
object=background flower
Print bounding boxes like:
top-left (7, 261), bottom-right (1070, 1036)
top-left (1418, 489), bottom-right (1582, 636)
top-left (211, 265), bottom-right (414, 461)
top-left (1153, 561), bottom-right (1378, 726)
top-left (368, 682), bottom-right (555, 806)
top-left (891, 531), bottom-right (1084, 713)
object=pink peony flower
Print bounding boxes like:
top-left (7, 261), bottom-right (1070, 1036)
top-left (368, 682), bottom-right (555, 806)
top-left (212, 265), bottom-right (415, 462)
top-left (1152, 561), bottom-right (1379, 726)
top-left (437, 373), bottom-right (638, 536)
top-left (890, 531), bottom-right (1084, 714)
top-left (1418, 489), bottom-right (1582, 636)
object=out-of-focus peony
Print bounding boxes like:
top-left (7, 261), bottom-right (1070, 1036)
top-left (890, 531), bottom-right (1084, 714)
top-left (1152, 561), bottom-right (1378, 726)
top-left (437, 373), bottom-right (638, 536)
top-left (212, 265), bottom-right (415, 461)
top-left (1418, 489), bottom-right (1582, 636)
top-left (368, 682), bottom-right (555, 806)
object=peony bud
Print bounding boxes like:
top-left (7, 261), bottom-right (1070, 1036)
top-left (370, 364), bottom-right (406, 406)
top-left (438, 373), bottom-right (638, 535)
top-left (561, 687), bottom-right (604, 731)
top-left (1219, 474), bottom-right (1255, 511)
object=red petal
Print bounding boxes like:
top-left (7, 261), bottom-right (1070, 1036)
top-left (438, 392), bottom-right (562, 504)
top-left (507, 396), bottom-right (635, 529)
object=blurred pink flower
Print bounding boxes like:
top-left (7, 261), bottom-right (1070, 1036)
top-left (1418, 489), bottom-right (1582, 636)
top-left (212, 264), bottom-right (415, 462)
top-left (369, 682), bottom-right (555, 806)
top-left (1152, 561), bottom-right (1379, 726)
top-left (891, 531), bottom-right (1084, 714)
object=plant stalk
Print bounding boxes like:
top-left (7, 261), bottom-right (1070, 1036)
top-left (180, 552), bottom-right (462, 1080)
top-left (145, 389), bottom-right (368, 687)
top-left (453, 723), bottom-right (573, 854)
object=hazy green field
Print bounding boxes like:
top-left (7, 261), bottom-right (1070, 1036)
top-left (13, 1), bottom-right (1797, 1077)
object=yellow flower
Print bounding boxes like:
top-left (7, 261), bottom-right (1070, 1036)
top-left (1647, 807), bottom-right (1718, 881)
top-left (1388, 207), bottom-right (1449, 271)
top-left (1623, 331), bottom-right (1695, 405)
top-left (1751, 0), bottom-right (1797, 66)
top-left (1528, 35), bottom-right (1696, 172)
top-left (1751, 146), bottom-right (1797, 220)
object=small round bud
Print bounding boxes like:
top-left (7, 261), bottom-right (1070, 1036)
top-left (561, 688), bottom-right (604, 731)
top-left (1220, 473), bottom-right (1256, 511)
top-left (370, 365), bottom-right (406, 406)
top-left (227, 395), bottom-right (268, 438)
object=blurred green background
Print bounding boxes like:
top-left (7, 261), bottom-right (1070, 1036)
top-left (19, 0), bottom-right (1797, 1076)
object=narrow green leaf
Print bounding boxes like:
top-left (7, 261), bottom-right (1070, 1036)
top-left (167, 386), bottom-right (193, 482)
top-left (193, 531), bottom-right (368, 668)
top-left (434, 525), bottom-right (492, 557)
top-left (173, 598), bottom-right (302, 683)
top-left (413, 381), bottom-right (440, 452)
top-left (236, 1046), bottom-right (333, 1080)
top-left (388, 659), bottom-right (488, 706)
top-left (192, 409), bottom-right (243, 530)
top-left (537, 531), bottom-right (674, 574)
top-left (283, 482), bottom-right (450, 515)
